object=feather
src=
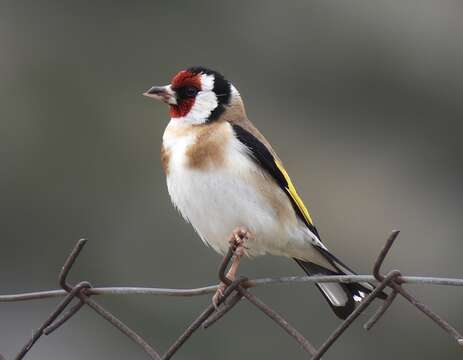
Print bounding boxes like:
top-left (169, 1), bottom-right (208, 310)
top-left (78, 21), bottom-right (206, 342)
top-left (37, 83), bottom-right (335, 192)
top-left (231, 124), bottom-right (320, 238)
top-left (231, 123), bottom-right (386, 318)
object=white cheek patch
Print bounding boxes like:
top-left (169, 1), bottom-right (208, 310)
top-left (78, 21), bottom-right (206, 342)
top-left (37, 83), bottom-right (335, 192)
top-left (230, 84), bottom-right (240, 97)
top-left (173, 73), bottom-right (218, 125)
top-left (200, 73), bottom-right (215, 91)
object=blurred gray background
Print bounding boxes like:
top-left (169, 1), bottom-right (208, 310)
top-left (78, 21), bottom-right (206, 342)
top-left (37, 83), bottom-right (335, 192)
top-left (1, 1), bottom-right (463, 359)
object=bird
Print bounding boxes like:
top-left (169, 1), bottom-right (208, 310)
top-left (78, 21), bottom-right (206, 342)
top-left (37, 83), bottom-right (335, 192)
top-left (143, 66), bottom-right (382, 319)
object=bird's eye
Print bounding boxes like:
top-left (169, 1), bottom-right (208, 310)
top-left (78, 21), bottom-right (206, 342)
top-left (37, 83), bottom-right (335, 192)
top-left (184, 86), bottom-right (199, 97)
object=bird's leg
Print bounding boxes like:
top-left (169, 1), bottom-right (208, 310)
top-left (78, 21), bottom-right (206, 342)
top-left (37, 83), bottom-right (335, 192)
top-left (212, 227), bottom-right (251, 308)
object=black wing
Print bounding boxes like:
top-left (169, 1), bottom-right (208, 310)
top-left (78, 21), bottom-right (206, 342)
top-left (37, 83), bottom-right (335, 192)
top-left (231, 124), bottom-right (320, 238)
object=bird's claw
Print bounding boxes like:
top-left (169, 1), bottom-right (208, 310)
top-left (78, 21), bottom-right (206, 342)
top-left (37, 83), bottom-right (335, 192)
top-left (212, 282), bottom-right (227, 309)
top-left (228, 227), bottom-right (252, 256)
top-left (212, 227), bottom-right (252, 308)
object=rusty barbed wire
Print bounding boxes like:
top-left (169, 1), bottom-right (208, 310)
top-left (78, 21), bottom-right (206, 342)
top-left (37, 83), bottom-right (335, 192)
top-left (1, 230), bottom-right (462, 359)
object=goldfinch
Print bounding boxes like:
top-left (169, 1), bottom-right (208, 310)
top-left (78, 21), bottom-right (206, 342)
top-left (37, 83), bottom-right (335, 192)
top-left (143, 67), bottom-right (379, 319)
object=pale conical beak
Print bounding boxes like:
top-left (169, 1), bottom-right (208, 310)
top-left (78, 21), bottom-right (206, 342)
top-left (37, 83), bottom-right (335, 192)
top-left (143, 85), bottom-right (177, 105)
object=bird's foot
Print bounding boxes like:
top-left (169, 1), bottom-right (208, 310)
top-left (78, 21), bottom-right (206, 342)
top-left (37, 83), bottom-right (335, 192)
top-left (212, 227), bottom-right (253, 308)
top-left (229, 226), bottom-right (252, 256)
top-left (212, 282), bottom-right (227, 309)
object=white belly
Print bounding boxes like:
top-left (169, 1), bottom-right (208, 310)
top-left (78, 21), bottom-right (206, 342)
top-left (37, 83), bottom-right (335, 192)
top-left (163, 121), bottom-right (312, 257)
top-left (168, 164), bottom-right (277, 255)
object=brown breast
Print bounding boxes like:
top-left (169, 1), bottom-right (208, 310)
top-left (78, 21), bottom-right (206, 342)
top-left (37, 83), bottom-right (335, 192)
top-left (160, 144), bottom-right (171, 175)
top-left (185, 121), bottom-right (231, 170)
top-left (161, 120), bottom-right (232, 175)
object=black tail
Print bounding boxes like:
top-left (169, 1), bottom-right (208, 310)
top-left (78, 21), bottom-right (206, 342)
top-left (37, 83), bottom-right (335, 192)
top-left (294, 258), bottom-right (386, 320)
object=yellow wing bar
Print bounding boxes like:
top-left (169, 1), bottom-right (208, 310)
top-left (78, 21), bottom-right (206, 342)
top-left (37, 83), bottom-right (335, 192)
top-left (275, 160), bottom-right (314, 225)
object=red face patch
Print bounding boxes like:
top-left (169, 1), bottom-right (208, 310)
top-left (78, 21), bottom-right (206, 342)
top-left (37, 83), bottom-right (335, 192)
top-left (169, 97), bottom-right (195, 118)
top-left (171, 70), bottom-right (201, 90)
top-left (169, 70), bottom-right (202, 118)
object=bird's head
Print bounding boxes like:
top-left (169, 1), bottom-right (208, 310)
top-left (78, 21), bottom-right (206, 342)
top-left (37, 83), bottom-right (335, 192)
top-left (144, 67), bottom-right (243, 124)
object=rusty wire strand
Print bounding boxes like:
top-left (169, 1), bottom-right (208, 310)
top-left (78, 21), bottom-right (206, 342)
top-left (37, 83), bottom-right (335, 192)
top-left (1, 230), bottom-right (463, 360)
top-left (202, 292), bottom-right (243, 329)
top-left (216, 247), bottom-right (318, 355)
top-left (372, 231), bottom-right (463, 344)
top-left (2, 275), bottom-right (463, 303)
top-left (162, 277), bottom-right (247, 360)
top-left (15, 281), bottom-right (92, 360)
top-left (363, 289), bottom-right (398, 331)
top-left (57, 238), bottom-right (162, 360)
top-left (310, 230), bottom-right (463, 359)
top-left (311, 270), bottom-right (403, 360)
top-left (43, 299), bottom-right (86, 335)
top-left (164, 244), bottom-right (319, 358)
top-left (388, 281), bottom-right (463, 343)
top-left (13, 238), bottom-right (162, 360)
top-left (239, 287), bottom-right (318, 355)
